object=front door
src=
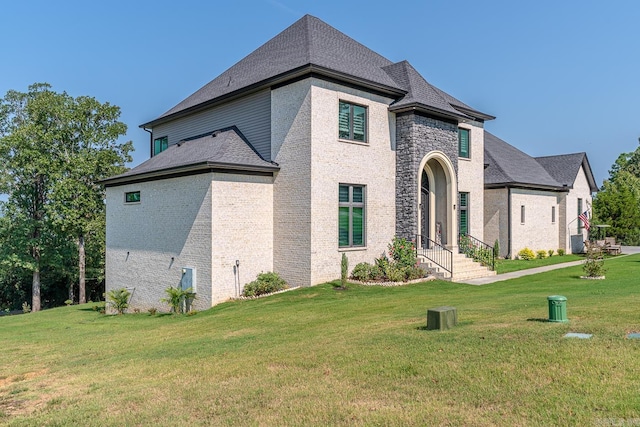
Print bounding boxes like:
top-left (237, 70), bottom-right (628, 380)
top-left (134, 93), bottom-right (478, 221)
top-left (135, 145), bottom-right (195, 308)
top-left (421, 170), bottom-right (430, 248)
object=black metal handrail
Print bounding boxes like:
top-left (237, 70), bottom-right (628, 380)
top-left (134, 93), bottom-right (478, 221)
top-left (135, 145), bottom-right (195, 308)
top-left (458, 234), bottom-right (495, 270)
top-left (416, 235), bottom-right (453, 277)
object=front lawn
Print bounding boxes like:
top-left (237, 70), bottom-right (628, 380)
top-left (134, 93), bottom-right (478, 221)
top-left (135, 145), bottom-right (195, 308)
top-left (495, 253), bottom-right (583, 274)
top-left (0, 254), bottom-right (638, 426)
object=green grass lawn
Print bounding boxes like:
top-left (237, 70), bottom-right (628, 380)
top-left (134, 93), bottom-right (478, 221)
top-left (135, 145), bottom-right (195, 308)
top-left (495, 254), bottom-right (584, 274)
top-left (1, 255), bottom-right (639, 426)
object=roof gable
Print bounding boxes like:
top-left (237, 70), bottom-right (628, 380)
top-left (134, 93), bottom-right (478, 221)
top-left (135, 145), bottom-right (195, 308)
top-left (536, 153), bottom-right (598, 192)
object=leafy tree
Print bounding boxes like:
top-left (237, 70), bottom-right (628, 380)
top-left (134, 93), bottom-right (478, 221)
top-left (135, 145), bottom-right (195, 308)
top-left (592, 170), bottom-right (640, 245)
top-left (0, 83), bottom-right (131, 311)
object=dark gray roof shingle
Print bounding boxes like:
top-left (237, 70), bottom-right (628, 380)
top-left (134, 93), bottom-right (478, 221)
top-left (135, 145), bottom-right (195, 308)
top-left (143, 15), bottom-right (492, 127)
top-left (102, 127), bottom-right (278, 185)
top-left (484, 131), bottom-right (565, 189)
top-left (536, 153), bottom-right (598, 192)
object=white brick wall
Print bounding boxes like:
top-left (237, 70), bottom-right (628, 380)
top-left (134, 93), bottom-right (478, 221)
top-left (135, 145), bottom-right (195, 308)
top-left (457, 123), bottom-right (485, 240)
top-left (105, 171), bottom-right (274, 311)
top-left (309, 79), bottom-right (396, 284)
top-left (105, 174), bottom-right (213, 311)
top-left (511, 189), bottom-right (560, 257)
top-left (563, 165), bottom-right (593, 253)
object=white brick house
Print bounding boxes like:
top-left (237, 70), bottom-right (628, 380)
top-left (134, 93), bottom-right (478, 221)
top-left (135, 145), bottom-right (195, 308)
top-left (102, 15), bottom-right (596, 310)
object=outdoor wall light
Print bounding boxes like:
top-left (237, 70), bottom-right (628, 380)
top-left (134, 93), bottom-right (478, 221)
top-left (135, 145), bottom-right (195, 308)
top-left (235, 260), bottom-right (240, 267)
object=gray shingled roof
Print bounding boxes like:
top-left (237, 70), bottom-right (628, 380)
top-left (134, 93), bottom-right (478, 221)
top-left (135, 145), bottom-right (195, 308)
top-left (142, 15), bottom-right (492, 128)
top-left (102, 127), bottom-right (278, 186)
top-left (484, 131), bottom-right (565, 190)
top-left (383, 61), bottom-right (470, 119)
top-left (536, 153), bottom-right (598, 192)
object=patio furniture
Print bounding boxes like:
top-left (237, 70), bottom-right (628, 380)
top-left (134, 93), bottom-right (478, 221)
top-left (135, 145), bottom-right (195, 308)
top-left (604, 237), bottom-right (622, 255)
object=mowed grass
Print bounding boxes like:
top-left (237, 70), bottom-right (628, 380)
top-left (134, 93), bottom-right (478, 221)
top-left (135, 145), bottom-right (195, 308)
top-left (495, 254), bottom-right (583, 274)
top-left (1, 255), bottom-right (640, 426)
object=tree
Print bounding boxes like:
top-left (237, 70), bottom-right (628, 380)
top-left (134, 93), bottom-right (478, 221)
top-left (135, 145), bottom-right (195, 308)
top-left (593, 138), bottom-right (640, 245)
top-left (0, 83), bottom-right (131, 311)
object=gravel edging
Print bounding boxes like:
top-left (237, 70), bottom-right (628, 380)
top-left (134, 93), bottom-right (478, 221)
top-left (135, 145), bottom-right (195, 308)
top-left (349, 276), bottom-right (437, 287)
top-left (231, 286), bottom-right (301, 301)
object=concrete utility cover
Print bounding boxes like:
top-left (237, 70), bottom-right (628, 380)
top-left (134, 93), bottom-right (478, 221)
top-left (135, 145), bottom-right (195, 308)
top-left (564, 333), bottom-right (592, 339)
top-left (627, 333), bottom-right (640, 339)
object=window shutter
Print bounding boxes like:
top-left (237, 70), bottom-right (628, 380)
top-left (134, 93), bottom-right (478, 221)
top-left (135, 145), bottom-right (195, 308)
top-left (338, 102), bottom-right (350, 139)
top-left (458, 129), bottom-right (469, 158)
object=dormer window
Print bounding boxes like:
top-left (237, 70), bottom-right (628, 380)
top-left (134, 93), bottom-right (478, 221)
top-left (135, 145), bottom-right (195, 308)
top-left (338, 101), bottom-right (367, 142)
top-left (153, 136), bottom-right (168, 156)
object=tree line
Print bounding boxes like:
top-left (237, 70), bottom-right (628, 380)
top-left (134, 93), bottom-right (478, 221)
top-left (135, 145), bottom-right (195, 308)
top-left (0, 83), bottom-right (132, 312)
top-left (593, 138), bottom-right (640, 245)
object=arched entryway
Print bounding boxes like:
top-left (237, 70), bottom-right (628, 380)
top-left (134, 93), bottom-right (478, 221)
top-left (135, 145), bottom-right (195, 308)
top-left (418, 152), bottom-right (457, 249)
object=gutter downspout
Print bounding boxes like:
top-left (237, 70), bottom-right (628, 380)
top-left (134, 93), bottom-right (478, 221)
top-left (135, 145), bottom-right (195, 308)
top-left (507, 187), bottom-right (512, 259)
top-left (143, 127), bottom-right (153, 157)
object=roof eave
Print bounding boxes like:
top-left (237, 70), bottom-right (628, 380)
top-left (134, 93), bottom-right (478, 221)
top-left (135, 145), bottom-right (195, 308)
top-left (101, 161), bottom-right (280, 187)
top-left (389, 102), bottom-right (470, 121)
top-left (484, 182), bottom-right (569, 192)
top-left (450, 105), bottom-right (495, 121)
top-left (140, 64), bottom-right (407, 129)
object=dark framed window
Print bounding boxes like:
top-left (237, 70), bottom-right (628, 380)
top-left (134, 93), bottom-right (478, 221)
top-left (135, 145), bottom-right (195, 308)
top-left (459, 192), bottom-right (469, 236)
top-left (521, 205), bottom-right (525, 224)
top-left (577, 198), bottom-right (583, 231)
top-left (552, 206), bottom-right (556, 223)
top-left (458, 128), bottom-right (470, 158)
top-left (338, 101), bottom-right (367, 142)
top-left (339, 184), bottom-right (365, 247)
top-left (125, 191), bottom-right (140, 203)
top-left (153, 136), bottom-right (168, 156)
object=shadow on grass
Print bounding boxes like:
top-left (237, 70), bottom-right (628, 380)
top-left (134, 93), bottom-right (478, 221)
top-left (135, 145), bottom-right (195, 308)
top-left (526, 318), bottom-right (549, 323)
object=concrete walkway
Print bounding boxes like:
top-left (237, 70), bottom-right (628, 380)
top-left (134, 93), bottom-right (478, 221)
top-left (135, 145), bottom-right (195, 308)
top-left (459, 246), bottom-right (640, 286)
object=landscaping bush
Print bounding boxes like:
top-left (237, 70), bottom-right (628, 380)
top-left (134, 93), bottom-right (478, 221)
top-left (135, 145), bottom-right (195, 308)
top-left (106, 288), bottom-right (131, 314)
top-left (517, 248), bottom-right (535, 261)
top-left (536, 250), bottom-right (548, 259)
top-left (340, 253), bottom-right (348, 288)
top-left (242, 272), bottom-right (288, 297)
top-left (388, 237), bottom-right (417, 269)
top-left (406, 265), bottom-right (427, 280)
top-left (548, 249), bottom-right (554, 257)
top-left (558, 248), bottom-right (565, 256)
top-left (583, 246), bottom-right (607, 278)
top-left (351, 262), bottom-right (374, 281)
top-left (162, 286), bottom-right (196, 314)
top-left (493, 239), bottom-right (500, 259)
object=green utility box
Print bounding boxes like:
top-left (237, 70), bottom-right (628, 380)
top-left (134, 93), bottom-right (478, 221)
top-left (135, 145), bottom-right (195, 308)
top-left (547, 295), bottom-right (568, 323)
top-left (427, 306), bottom-right (457, 330)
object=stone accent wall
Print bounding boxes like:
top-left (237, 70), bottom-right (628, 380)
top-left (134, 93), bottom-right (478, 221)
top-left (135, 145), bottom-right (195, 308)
top-left (395, 112), bottom-right (458, 239)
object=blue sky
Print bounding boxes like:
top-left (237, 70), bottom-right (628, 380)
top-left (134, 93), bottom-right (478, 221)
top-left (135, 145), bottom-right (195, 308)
top-left (1, 0), bottom-right (638, 186)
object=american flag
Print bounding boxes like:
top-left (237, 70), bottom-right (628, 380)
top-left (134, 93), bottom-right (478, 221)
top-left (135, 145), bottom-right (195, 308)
top-left (578, 210), bottom-right (590, 231)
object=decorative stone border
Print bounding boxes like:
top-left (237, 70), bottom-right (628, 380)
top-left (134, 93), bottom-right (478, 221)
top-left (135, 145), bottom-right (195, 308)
top-left (231, 286), bottom-right (301, 301)
top-left (349, 275), bottom-right (437, 287)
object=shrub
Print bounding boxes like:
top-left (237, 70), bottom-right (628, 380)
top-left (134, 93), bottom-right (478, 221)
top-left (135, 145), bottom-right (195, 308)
top-left (517, 248), bottom-right (535, 261)
top-left (148, 308), bottom-right (157, 316)
top-left (558, 248), bottom-right (565, 256)
top-left (352, 262), bottom-right (373, 281)
top-left (375, 255), bottom-right (391, 278)
top-left (242, 272), bottom-right (288, 297)
top-left (64, 299), bottom-right (73, 306)
top-left (493, 239), bottom-right (500, 259)
top-left (385, 265), bottom-right (406, 282)
top-left (162, 286), bottom-right (196, 314)
top-left (406, 265), bottom-right (427, 281)
top-left (583, 246), bottom-right (607, 277)
top-left (340, 253), bottom-right (348, 288)
top-left (548, 249), bottom-right (554, 257)
top-left (536, 250), bottom-right (547, 259)
top-left (388, 237), bottom-right (417, 269)
top-left (22, 302), bottom-right (31, 314)
top-left (106, 288), bottom-right (131, 314)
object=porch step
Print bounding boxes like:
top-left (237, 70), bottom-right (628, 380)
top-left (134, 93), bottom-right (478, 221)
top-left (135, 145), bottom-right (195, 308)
top-left (418, 251), bottom-right (497, 282)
